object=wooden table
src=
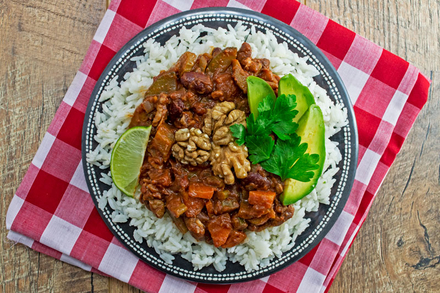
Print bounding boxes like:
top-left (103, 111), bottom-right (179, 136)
top-left (1, 0), bottom-right (438, 292)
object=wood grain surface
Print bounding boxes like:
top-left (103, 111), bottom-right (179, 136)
top-left (1, 0), bottom-right (438, 292)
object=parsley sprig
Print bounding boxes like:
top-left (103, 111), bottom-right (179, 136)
top-left (230, 94), bottom-right (319, 182)
top-left (261, 133), bottom-right (319, 181)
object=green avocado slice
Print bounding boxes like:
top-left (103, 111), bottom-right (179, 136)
top-left (246, 76), bottom-right (276, 118)
top-left (281, 104), bottom-right (326, 205)
top-left (278, 74), bottom-right (315, 123)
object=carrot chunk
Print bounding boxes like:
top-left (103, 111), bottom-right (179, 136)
top-left (205, 200), bottom-right (214, 215)
top-left (207, 213), bottom-right (232, 247)
top-left (149, 122), bottom-right (175, 158)
top-left (222, 230), bottom-right (247, 248)
top-left (182, 192), bottom-right (205, 218)
top-left (188, 183), bottom-right (215, 199)
top-left (248, 191), bottom-right (276, 209)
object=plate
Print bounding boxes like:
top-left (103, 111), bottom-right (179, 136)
top-left (82, 7), bottom-right (358, 284)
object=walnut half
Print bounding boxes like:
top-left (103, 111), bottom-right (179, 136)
top-left (203, 101), bottom-right (246, 146)
top-left (211, 142), bottom-right (251, 185)
top-left (172, 128), bottom-right (211, 166)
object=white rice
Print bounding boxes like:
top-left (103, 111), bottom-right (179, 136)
top-left (86, 23), bottom-right (347, 272)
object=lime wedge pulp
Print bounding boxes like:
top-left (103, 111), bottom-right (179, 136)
top-left (110, 126), bottom-right (152, 197)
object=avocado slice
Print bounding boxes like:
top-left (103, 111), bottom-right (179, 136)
top-left (247, 76), bottom-right (276, 118)
top-left (278, 74), bottom-right (315, 123)
top-left (281, 104), bottom-right (326, 205)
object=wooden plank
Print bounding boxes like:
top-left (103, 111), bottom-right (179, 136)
top-left (310, 0), bottom-right (440, 291)
top-left (0, 0), bottom-right (109, 292)
top-left (1, 0), bottom-right (438, 292)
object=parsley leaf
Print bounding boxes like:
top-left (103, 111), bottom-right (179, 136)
top-left (272, 94), bottom-right (298, 122)
top-left (261, 134), bottom-right (319, 181)
top-left (246, 112), bottom-right (271, 136)
top-left (245, 135), bottom-right (274, 164)
top-left (271, 120), bottom-right (298, 140)
top-left (285, 153), bottom-right (320, 182)
top-left (270, 94), bottom-right (299, 139)
top-left (257, 95), bottom-right (274, 113)
top-left (229, 124), bottom-right (246, 145)
top-left (245, 94), bottom-right (299, 138)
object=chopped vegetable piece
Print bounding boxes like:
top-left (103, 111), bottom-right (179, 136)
top-left (247, 208), bottom-right (276, 226)
top-left (206, 47), bottom-right (237, 74)
top-left (188, 183), bottom-right (215, 199)
top-left (207, 213), bottom-right (232, 247)
top-left (214, 197), bottom-right (239, 214)
top-left (166, 194), bottom-right (187, 218)
top-left (128, 100), bottom-right (155, 128)
top-left (215, 190), bottom-right (230, 200)
top-left (232, 59), bottom-right (249, 93)
top-left (248, 191), bottom-right (276, 209)
top-left (222, 230), bottom-right (247, 248)
top-left (182, 192), bottom-right (206, 218)
top-left (205, 200), bottom-right (214, 215)
top-left (172, 51), bottom-right (197, 77)
top-left (237, 201), bottom-right (270, 219)
top-left (232, 215), bottom-right (248, 230)
top-left (149, 122), bottom-right (175, 158)
top-left (146, 72), bottom-right (178, 96)
top-left (168, 212), bottom-right (188, 234)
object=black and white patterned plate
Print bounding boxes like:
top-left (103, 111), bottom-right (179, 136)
top-left (82, 8), bottom-right (358, 284)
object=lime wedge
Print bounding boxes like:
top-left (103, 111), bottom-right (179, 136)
top-left (110, 126), bottom-right (152, 197)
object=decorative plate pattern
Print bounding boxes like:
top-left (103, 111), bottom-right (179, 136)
top-left (82, 8), bottom-right (358, 284)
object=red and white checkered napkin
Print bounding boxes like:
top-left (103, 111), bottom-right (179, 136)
top-left (6, 0), bottom-right (430, 292)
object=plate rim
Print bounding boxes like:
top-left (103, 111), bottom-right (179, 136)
top-left (81, 7), bottom-right (358, 284)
